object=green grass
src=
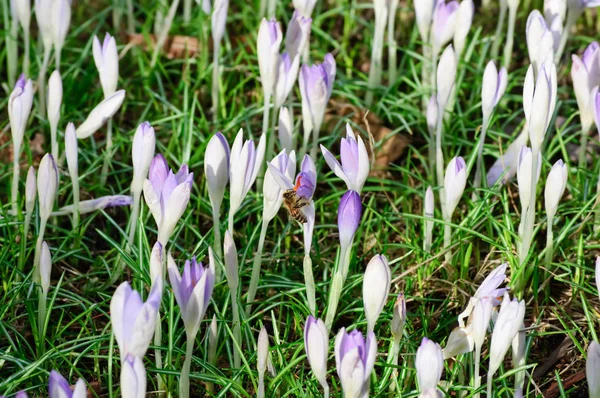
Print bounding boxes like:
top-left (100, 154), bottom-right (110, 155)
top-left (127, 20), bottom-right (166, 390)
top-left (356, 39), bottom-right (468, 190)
top-left (1, 0), bottom-right (600, 396)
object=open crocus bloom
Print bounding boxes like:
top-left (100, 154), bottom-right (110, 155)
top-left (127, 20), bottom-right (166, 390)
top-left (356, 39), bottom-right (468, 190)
top-left (321, 124), bottom-right (370, 194)
top-left (335, 328), bottom-right (377, 398)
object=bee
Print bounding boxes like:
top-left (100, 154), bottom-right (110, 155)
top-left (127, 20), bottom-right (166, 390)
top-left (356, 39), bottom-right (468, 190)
top-left (282, 176), bottom-right (311, 223)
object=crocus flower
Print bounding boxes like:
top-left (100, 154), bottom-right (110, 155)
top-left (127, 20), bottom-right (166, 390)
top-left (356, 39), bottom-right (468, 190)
top-left (481, 61), bottom-right (508, 124)
top-left (257, 18), bottom-right (283, 99)
top-left (321, 124), bottom-right (370, 194)
top-left (571, 42), bottom-right (600, 132)
top-left (512, 321), bottom-right (527, 398)
top-left (544, 159), bottom-right (567, 220)
top-left (453, 0), bottom-right (474, 57)
top-left (293, 0), bottom-right (317, 17)
top-left (523, 62), bottom-right (557, 151)
top-left (443, 156), bottom-right (466, 218)
top-left (48, 370), bottom-right (87, 398)
top-left (436, 45), bottom-right (457, 112)
top-left (35, 0), bottom-right (53, 52)
top-left (588, 341), bottom-right (600, 398)
top-left (25, 166), bottom-right (36, 215)
top-left (48, 70), bottom-right (62, 160)
top-left (76, 90), bottom-right (126, 139)
top-left (304, 316), bottom-right (329, 395)
top-left (40, 241), bottom-right (52, 296)
top-left (335, 328), bottom-right (377, 398)
top-left (211, 0), bottom-right (229, 44)
top-left (416, 337), bottom-right (444, 396)
top-left (65, 123), bottom-right (78, 198)
top-left (545, 0), bottom-right (567, 24)
top-left (285, 12), bottom-right (312, 60)
top-left (110, 280), bottom-right (163, 360)
top-left (51, 195), bottom-right (133, 216)
top-left (38, 154), bottom-right (58, 222)
top-left (51, 0), bottom-right (71, 67)
top-left (432, 0), bottom-right (459, 54)
top-left (338, 190), bottom-right (362, 249)
top-left (121, 354), bottom-right (146, 398)
top-left (11, 0), bottom-right (31, 33)
top-left (93, 33), bottom-right (119, 99)
top-left (228, 129), bottom-right (266, 224)
top-left (257, 327), bottom-right (270, 398)
top-left (274, 52), bottom-right (300, 109)
top-left (143, 154), bottom-right (194, 244)
top-left (168, 252), bottom-right (215, 337)
top-left (9, 75), bottom-right (34, 161)
top-left (299, 53), bottom-right (336, 143)
top-left (205, 132), bottom-right (230, 215)
top-left (526, 11), bottom-right (555, 70)
top-left (516, 146), bottom-right (541, 210)
top-left (263, 150), bottom-right (296, 222)
top-left (363, 254), bottom-right (391, 333)
top-left (487, 293), bottom-right (526, 388)
top-left (414, 0), bottom-right (436, 43)
top-left (278, 107), bottom-right (293, 152)
top-left (131, 122), bottom-right (156, 197)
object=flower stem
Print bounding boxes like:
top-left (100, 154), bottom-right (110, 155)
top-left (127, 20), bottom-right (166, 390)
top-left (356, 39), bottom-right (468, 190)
top-left (126, 0), bottom-right (135, 34)
top-left (100, 118), bottom-right (113, 186)
top-left (443, 217), bottom-right (452, 263)
top-left (545, 216), bottom-right (554, 265)
top-left (246, 218), bottom-right (270, 315)
top-left (211, 42), bottom-right (221, 122)
top-left (183, 0), bottom-right (192, 24)
top-left (435, 110), bottom-right (445, 211)
top-left (490, 0), bottom-right (508, 61)
top-left (71, 165), bottom-right (80, 231)
top-left (474, 345), bottom-right (482, 398)
top-left (6, 14), bottom-right (18, 87)
top-left (310, 125), bottom-right (322, 161)
top-left (502, 4), bottom-right (518, 70)
top-left (23, 29), bottom-right (30, 78)
top-left (388, 334), bottom-right (402, 393)
top-left (325, 244), bottom-right (350, 331)
top-left (303, 255), bottom-right (316, 315)
top-left (365, 7), bottom-right (386, 106)
top-left (11, 155), bottom-right (21, 216)
top-left (37, 289), bottom-right (48, 355)
top-left (387, 2), bottom-right (397, 86)
top-left (33, 219), bottom-right (48, 283)
top-left (578, 126), bottom-right (590, 170)
top-left (179, 332), bottom-right (195, 398)
top-left (127, 190), bottom-right (141, 247)
top-left (520, 148), bottom-right (539, 266)
top-left (38, 46), bottom-right (52, 117)
top-left (151, 0), bottom-right (181, 68)
top-left (231, 291), bottom-right (241, 368)
top-left (211, 207), bottom-right (223, 282)
top-left (595, 173), bottom-right (600, 234)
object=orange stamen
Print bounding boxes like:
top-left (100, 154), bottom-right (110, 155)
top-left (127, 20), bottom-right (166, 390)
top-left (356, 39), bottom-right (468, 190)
top-left (293, 175), bottom-right (303, 191)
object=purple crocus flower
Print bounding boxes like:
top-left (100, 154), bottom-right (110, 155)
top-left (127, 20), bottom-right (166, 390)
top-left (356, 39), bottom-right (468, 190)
top-left (143, 154), bottom-right (194, 244)
top-left (432, 0), bottom-right (459, 53)
top-left (168, 252), bottom-right (215, 337)
top-left (257, 18), bottom-right (283, 97)
top-left (443, 156), bottom-right (467, 218)
top-left (48, 370), bottom-right (87, 398)
top-left (299, 53), bottom-right (336, 138)
top-left (481, 61), bottom-right (508, 123)
top-left (572, 42), bottom-right (600, 131)
top-left (294, 155), bottom-right (317, 200)
top-left (263, 150), bottom-right (296, 222)
top-left (338, 190), bottom-right (362, 249)
top-left (274, 52), bottom-right (300, 108)
top-left (52, 195), bottom-right (133, 216)
top-left (110, 280), bottom-right (163, 360)
top-left (321, 124), bottom-right (370, 194)
top-left (205, 132), bottom-right (230, 214)
top-left (334, 328), bottom-right (377, 398)
top-left (285, 11), bottom-right (312, 60)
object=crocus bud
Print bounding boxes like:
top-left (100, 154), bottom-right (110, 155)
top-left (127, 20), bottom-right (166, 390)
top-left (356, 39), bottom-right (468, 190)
top-left (48, 370), bottom-right (87, 398)
top-left (453, 0), bottom-right (474, 57)
top-left (93, 33), bottom-right (119, 98)
top-left (321, 124), bottom-right (370, 194)
top-left (9, 75), bottom-right (34, 152)
top-left (278, 107), bottom-right (293, 152)
top-left (512, 321), bottom-right (527, 398)
top-left (285, 12), bottom-right (312, 60)
top-left (229, 129), bottom-right (266, 217)
top-left (205, 132), bottom-right (230, 214)
top-left (432, 0), bottom-right (459, 54)
top-left (335, 328), bottom-right (377, 398)
top-left (121, 354), bottom-right (146, 398)
top-left (12, 0), bottom-right (31, 31)
top-left (224, 231), bottom-right (238, 293)
top-left (65, 123), bottom-right (78, 180)
top-left (150, 242), bottom-right (163, 289)
top-left (76, 90), bottom-right (126, 139)
top-left (471, 297), bottom-right (494, 352)
top-left (25, 166), bottom-right (37, 214)
top-left (588, 341), bottom-right (600, 398)
top-left (40, 241), bottom-right (52, 295)
top-left (257, 18), bottom-right (283, 98)
top-left (436, 45), bottom-right (457, 111)
top-left (293, 0), bottom-right (317, 17)
top-left (416, 337), bottom-right (444, 395)
top-left (526, 11), bottom-right (555, 70)
top-left (48, 70), bottom-right (63, 135)
top-left (110, 280), bottom-right (162, 359)
top-left (363, 254), bottom-right (391, 333)
top-left (51, 0), bottom-right (71, 62)
top-left (443, 156), bottom-right (466, 218)
top-left (427, 95), bottom-right (438, 135)
top-left (168, 251), bottom-right (215, 338)
top-left (263, 150), bottom-right (296, 222)
top-left (338, 190), bottom-right (362, 249)
top-left (143, 154), bottom-right (194, 244)
top-left (257, 326), bottom-right (269, 398)
top-left (571, 42), bottom-right (600, 131)
top-left (523, 62), bottom-right (557, 151)
top-left (544, 0), bottom-right (566, 24)
top-left (37, 154), bottom-right (58, 221)
top-left (299, 53), bottom-right (336, 136)
top-left (304, 316), bottom-right (329, 392)
top-left (516, 146), bottom-right (541, 210)
top-left (488, 292), bottom-right (526, 379)
top-left (274, 52), bottom-right (300, 108)
top-left (35, 0), bottom-right (53, 51)
top-left (414, 0), bottom-right (435, 43)
top-left (131, 122), bottom-right (156, 195)
top-left (391, 293), bottom-right (407, 338)
top-left (52, 195), bottom-right (133, 216)
top-left (481, 61), bottom-right (508, 123)
top-left (211, 0), bottom-right (229, 44)
top-left (544, 159), bottom-right (567, 220)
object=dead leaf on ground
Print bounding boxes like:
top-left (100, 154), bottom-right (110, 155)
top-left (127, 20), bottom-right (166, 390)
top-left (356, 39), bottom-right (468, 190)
top-left (0, 131), bottom-right (45, 166)
top-left (126, 33), bottom-right (203, 59)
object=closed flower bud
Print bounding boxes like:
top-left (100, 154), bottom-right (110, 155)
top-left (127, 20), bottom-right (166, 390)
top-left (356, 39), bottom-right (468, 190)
top-left (25, 166), bottom-right (37, 214)
top-left (363, 254), bottom-right (391, 333)
top-left (516, 146), bottom-right (541, 210)
top-left (523, 62), bottom-right (557, 151)
top-left (285, 12), bottom-right (312, 60)
top-left (443, 156), bottom-right (466, 218)
top-left (257, 326), bottom-right (270, 397)
top-left (391, 293), bottom-right (407, 339)
top-left (11, 0), bottom-right (31, 31)
top-left (544, 159), bottom-right (567, 220)
top-left (51, 0), bottom-right (71, 62)
top-left (414, 0), bottom-right (435, 43)
top-left (205, 132), bottom-right (230, 214)
top-left (304, 316), bottom-right (329, 392)
top-left (40, 241), bottom-right (52, 295)
top-left (263, 150), bottom-right (296, 222)
top-left (453, 0), bottom-right (474, 57)
top-left (278, 107), bottom-right (294, 152)
top-left (211, 0), bottom-right (229, 44)
top-left (588, 341), bottom-right (600, 398)
top-left (229, 130), bottom-right (266, 217)
top-left (9, 75), bottom-right (34, 152)
top-left (224, 231), bottom-right (238, 293)
top-left (432, 0), bottom-right (459, 54)
top-left (571, 42), bottom-right (600, 131)
top-left (93, 33), bottom-right (119, 98)
top-left (436, 45), bottom-right (457, 111)
top-left (299, 53), bottom-right (336, 136)
top-left (335, 328), bottom-right (377, 398)
top-left (110, 280), bottom-right (162, 360)
top-left (35, 0), bottom-right (53, 50)
top-left (48, 70), bottom-right (63, 135)
top-left (488, 293), bottom-right (526, 379)
top-left (338, 190), bottom-right (362, 249)
top-left (544, 0), bottom-right (566, 24)
top-left (52, 195), bottom-right (133, 216)
top-left (48, 370), bottom-right (87, 398)
top-left (481, 61), bottom-right (508, 123)
top-left (416, 337), bottom-right (444, 394)
top-left (65, 123), bottom-right (78, 180)
top-left (257, 18), bottom-right (283, 98)
top-left (321, 124), bottom-right (370, 194)
top-left (131, 122), bottom-right (156, 195)
top-left (76, 90), bottom-right (126, 139)
top-left (293, 0), bottom-right (317, 17)
top-left (274, 52), bottom-right (300, 108)
top-left (526, 11), bottom-right (555, 70)
top-left (37, 154), bottom-right (58, 221)
top-left (120, 354), bottom-right (146, 398)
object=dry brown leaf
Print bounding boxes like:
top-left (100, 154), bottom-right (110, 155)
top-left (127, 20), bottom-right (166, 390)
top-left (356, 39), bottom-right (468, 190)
top-left (127, 33), bottom-right (201, 59)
